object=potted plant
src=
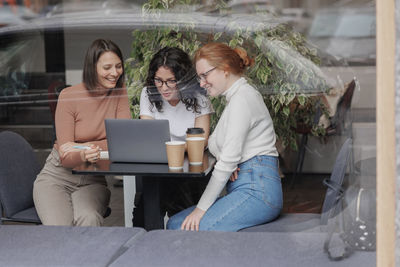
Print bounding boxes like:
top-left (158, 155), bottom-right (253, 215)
top-left (124, 0), bottom-right (329, 152)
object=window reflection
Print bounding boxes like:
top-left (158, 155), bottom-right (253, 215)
top-left (0, 0), bottom-right (376, 264)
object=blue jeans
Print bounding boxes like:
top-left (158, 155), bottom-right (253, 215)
top-left (167, 155), bottom-right (283, 232)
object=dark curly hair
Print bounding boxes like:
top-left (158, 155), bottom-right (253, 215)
top-left (145, 47), bottom-right (206, 113)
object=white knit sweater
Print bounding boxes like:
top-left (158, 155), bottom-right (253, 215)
top-left (197, 77), bottom-right (278, 211)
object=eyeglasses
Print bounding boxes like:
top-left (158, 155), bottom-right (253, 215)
top-left (154, 78), bottom-right (177, 88)
top-left (196, 67), bottom-right (216, 82)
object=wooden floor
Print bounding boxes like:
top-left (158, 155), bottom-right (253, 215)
top-left (103, 177), bottom-right (125, 227)
top-left (281, 173), bottom-right (327, 214)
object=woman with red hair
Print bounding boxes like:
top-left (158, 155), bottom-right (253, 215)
top-left (167, 43), bottom-right (283, 232)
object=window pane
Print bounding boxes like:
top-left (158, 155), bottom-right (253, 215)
top-left (0, 0), bottom-right (376, 265)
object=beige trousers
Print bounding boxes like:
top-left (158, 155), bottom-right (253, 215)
top-left (33, 148), bottom-right (110, 226)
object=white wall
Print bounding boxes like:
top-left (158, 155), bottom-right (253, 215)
top-left (280, 122), bottom-right (376, 174)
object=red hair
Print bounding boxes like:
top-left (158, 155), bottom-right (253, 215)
top-left (194, 43), bottom-right (254, 75)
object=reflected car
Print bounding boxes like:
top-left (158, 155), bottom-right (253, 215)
top-left (0, 4), bottom-right (38, 27)
top-left (45, 0), bottom-right (143, 17)
top-left (0, 3), bottom-right (375, 175)
top-left (307, 7), bottom-right (376, 66)
top-left (224, 0), bottom-right (277, 14)
top-left (279, 7), bottom-right (311, 34)
top-left (0, 6), bottom-right (324, 137)
top-left (0, 7), bottom-right (287, 100)
top-left (0, 7), bottom-right (292, 158)
top-left (305, 6), bottom-right (376, 114)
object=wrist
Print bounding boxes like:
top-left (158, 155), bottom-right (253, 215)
top-left (195, 207), bottom-right (205, 212)
top-left (80, 150), bottom-right (86, 162)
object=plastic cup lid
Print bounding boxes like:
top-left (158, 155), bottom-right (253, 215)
top-left (186, 127), bottom-right (204, 134)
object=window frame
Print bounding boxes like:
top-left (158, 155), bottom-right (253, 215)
top-left (376, 0), bottom-right (395, 266)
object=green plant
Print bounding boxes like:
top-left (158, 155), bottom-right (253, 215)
top-left (125, 0), bottom-right (329, 151)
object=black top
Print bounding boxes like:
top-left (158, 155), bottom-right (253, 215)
top-left (186, 127), bottom-right (205, 135)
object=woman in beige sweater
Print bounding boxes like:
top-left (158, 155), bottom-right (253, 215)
top-left (33, 39), bottom-right (131, 226)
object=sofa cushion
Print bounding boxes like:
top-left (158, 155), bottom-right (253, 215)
top-left (110, 230), bottom-right (375, 267)
top-left (8, 207), bottom-right (40, 222)
top-left (240, 213), bottom-right (322, 232)
top-left (0, 225), bottom-right (145, 267)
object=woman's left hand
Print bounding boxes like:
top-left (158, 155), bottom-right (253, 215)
top-left (229, 168), bottom-right (240, 182)
top-left (181, 207), bottom-right (205, 231)
top-left (82, 145), bottom-right (101, 163)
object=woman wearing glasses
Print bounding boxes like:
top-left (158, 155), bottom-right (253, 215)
top-left (133, 47), bottom-right (213, 225)
top-left (167, 43), bottom-right (282, 232)
top-left (140, 47), bottom-right (213, 143)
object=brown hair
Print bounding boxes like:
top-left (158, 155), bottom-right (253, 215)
top-left (82, 39), bottom-right (124, 92)
top-left (194, 43), bottom-right (254, 75)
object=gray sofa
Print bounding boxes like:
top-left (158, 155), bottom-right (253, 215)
top-left (0, 225), bottom-right (375, 267)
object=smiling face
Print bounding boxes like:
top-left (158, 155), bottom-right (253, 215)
top-left (154, 66), bottom-right (179, 105)
top-left (196, 58), bottom-right (228, 97)
top-left (96, 51), bottom-right (123, 91)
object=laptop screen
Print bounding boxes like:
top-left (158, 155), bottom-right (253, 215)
top-left (105, 119), bottom-right (170, 163)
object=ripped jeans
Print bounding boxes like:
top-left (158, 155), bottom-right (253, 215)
top-left (167, 155), bottom-right (283, 232)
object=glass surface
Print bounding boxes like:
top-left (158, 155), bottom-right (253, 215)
top-left (0, 0), bottom-right (376, 264)
top-left (73, 150), bottom-right (215, 176)
top-left (309, 13), bottom-right (376, 38)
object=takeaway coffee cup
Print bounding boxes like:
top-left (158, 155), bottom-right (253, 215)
top-left (169, 168), bottom-right (184, 173)
top-left (189, 152), bottom-right (209, 172)
top-left (165, 141), bottom-right (186, 169)
top-left (186, 137), bottom-right (205, 165)
top-left (189, 164), bottom-right (203, 173)
top-left (186, 127), bottom-right (205, 139)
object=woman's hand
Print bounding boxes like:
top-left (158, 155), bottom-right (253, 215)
top-left (229, 168), bottom-right (240, 182)
top-left (59, 142), bottom-right (101, 163)
top-left (81, 145), bottom-right (101, 164)
top-left (59, 142), bottom-right (81, 157)
top-left (181, 207), bottom-right (206, 231)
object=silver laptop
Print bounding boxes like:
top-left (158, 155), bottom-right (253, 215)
top-left (105, 119), bottom-right (170, 163)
